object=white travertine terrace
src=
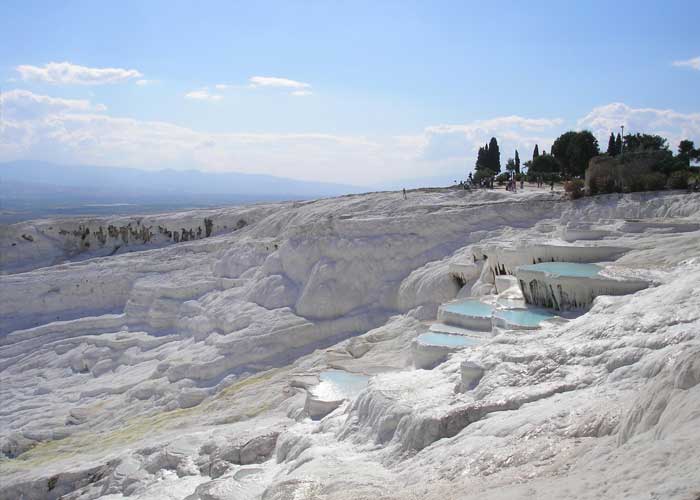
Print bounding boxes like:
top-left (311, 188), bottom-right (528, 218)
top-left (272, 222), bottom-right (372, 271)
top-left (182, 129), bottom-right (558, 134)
top-left (481, 242), bottom-right (630, 277)
top-left (515, 263), bottom-right (650, 310)
top-left (1, 189), bottom-right (699, 500)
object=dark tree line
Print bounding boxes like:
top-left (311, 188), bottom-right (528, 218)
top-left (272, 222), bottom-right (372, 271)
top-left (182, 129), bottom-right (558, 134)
top-left (472, 129), bottom-right (699, 188)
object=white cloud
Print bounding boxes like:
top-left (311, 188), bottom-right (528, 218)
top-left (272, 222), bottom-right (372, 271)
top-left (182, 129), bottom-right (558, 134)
top-left (184, 88), bottom-right (223, 101)
top-left (0, 89), bottom-right (106, 120)
top-left (672, 56), bottom-right (700, 71)
top-left (16, 62), bottom-right (143, 85)
top-left (578, 102), bottom-right (700, 150)
top-left (419, 115), bottom-right (564, 167)
top-left (249, 76), bottom-right (311, 89)
top-left (4, 92), bottom-right (698, 185)
top-left (0, 91), bottom-right (566, 184)
top-left (209, 78), bottom-right (312, 96)
top-left (1, 90), bottom-right (392, 183)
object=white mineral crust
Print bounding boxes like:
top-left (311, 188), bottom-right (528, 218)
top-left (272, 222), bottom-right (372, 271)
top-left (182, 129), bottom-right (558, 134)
top-left (1, 189), bottom-right (699, 499)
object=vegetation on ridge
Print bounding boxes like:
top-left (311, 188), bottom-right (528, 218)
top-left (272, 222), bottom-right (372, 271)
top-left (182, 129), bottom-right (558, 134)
top-left (469, 129), bottom-right (700, 195)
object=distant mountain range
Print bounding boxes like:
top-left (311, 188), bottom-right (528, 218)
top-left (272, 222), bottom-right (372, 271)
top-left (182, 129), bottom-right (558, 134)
top-left (0, 161), bottom-right (463, 223)
top-left (0, 161), bottom-right (363, 223)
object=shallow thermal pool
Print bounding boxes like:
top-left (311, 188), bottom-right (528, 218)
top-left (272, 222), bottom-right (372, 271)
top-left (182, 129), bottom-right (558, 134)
top-left (416, 332), bottom-right (482, 348)
top-left (494, 308), bottom-right (558, 327)
top-left (441, 299), bottom-right (493, 317)
top-left (313, 370), bottom-right (370, 401)
top-left (518, 262), bottom-right (602, 278)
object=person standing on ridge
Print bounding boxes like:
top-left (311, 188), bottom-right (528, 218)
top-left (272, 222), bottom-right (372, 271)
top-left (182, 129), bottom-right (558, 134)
top-left (402, 188), bottom-right (407, 200)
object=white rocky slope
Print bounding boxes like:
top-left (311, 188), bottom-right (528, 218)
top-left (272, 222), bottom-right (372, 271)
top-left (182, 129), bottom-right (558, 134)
top-left (1, 188), bottom-right (699, 499)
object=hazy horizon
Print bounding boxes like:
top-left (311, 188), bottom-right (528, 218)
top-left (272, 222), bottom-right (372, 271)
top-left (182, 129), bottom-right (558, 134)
top-left (0, 159), bottom-right (464, 223)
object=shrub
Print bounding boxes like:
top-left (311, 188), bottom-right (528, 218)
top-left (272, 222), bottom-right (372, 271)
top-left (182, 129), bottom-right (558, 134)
top-left (529, 154), bottom-right (561, 175)
top-left (473, 169), bottom-right (495, 184)
top-left (588, 174), bottom-right (619, 194)
top-left (626, 175), bottom-right (646, 193)
top-left (642, 172), bottom-right (667, 191)
top-left (651, 153), bottom-right (685, 175)
top-left (496, 172), bottom-right (510, 185)
top-left (564, 179), bottom-right (584, 199)
top-left (668, 170), bottom-right (689, 189)
top-left (601, 175), bottom-right (619, 194)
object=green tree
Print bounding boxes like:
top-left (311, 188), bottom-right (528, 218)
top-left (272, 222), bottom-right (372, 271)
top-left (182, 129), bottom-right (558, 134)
top-left (677, 140), bottom-right (695, 167)
top-left (691, 148), bottom-right (700, 163)
top-left (514, 150), bottom-right (521, 173)
top-left (678, 139), bottom-right (694, 155)
top-left (624, 133), bottom-right (668, 152)
top-left (473, 168), bottom-right (496, 185)
top-left (533, 144), bottom-right (540, 159)
top-left (487, 137), bottom-right (501, 173)
top-left (475, 144), bottom-right (489, 170)
top-left (506, 157), bottom-right (516, 174)
top-left (607, 133), bottom-right (617, 156)
top-left (651, 151), bottom-right (687, 176)
top-left (615, 133), bottom-right (622, 154)
top-left (528, 154), bottom-right (560, 174)
top-left (551, 130), bottom-right (600, 177)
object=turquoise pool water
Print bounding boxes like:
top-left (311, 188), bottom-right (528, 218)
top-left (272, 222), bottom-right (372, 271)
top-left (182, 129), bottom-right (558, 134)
top-left (442, 299), bottom-right (493, 318)
top-left (518, 262), bottom-right (602, 278)
top-left (317, 370), bottom-right (369, 399)
top-left (417, 332), bottom-right (481, 348)
top-left (494, 308), bottom-right (557, 327)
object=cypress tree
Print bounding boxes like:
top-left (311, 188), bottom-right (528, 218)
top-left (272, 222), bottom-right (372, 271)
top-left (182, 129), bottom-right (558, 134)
top-left (475, 146), bottom-right (485, 170)
top-left (607, 133), bottom-right (616, 156)
top-left (488, 137), bottom-right (501, 173)
top-left (533, 144), bottom-right (540, 159)
top-left (515, 150), bottom-right (520, 174)
top-left (615, 133), bottom-right (622, 155)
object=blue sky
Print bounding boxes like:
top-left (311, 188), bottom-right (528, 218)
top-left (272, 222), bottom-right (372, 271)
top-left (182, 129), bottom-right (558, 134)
top-left (1, 0), bottom-right (699, 184)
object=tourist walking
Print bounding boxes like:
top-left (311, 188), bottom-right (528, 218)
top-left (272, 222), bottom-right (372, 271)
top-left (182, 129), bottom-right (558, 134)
top-left (402, 188), bottom-right (407, 200)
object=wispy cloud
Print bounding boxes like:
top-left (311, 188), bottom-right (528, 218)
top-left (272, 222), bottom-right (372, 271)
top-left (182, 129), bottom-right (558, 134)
top-left (184, 88), bottom-right (223, 101)
top-left (205, 78), bottom-right (312, 96)
top-left (135, 79), bottom-right (155, 86)
top-left (672, 56), bottom-right (700, 71)
top-left (249, 76), bottom-right (311, 89)
top-left (16, 62), bottom-right (143, 85)
top-left (1, 89), bottom-right (106, 119)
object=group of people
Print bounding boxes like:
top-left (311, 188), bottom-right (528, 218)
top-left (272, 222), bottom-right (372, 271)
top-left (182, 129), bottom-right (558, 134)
top-left (505, 177), bottom-right (524, 192)
top-left (533, 175), bottom-right (556, 190)
top-left (462, 173), bottom-right (493, 189)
